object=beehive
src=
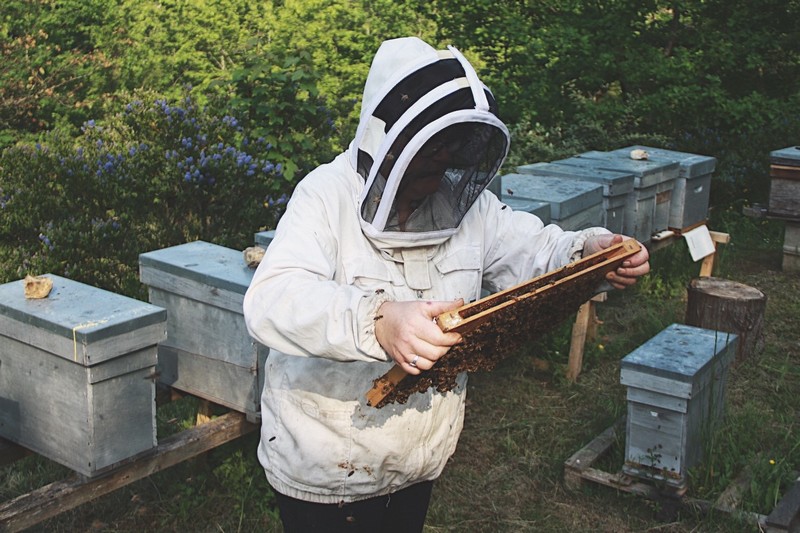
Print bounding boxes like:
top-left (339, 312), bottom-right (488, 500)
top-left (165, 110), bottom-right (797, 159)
top-left (0, 275), bottom-right (165, 477)
top-left (620, 323), bottom-right (737, 487)
top-left (769, 146), bottom-right (800, 219)
top-left (517, 162), bottom-right (635, 234)
top-left (555, 152), bottom-right (679, 241)
top-left (486, 178), bottom-right (552, 224)
top-left (139, 241), bottom-right (268, 422)
top-left (254, 229), bottom-right (276, 249)
top-left (499, 173), bottom-right (604, 230)
top-left (610, 146), bottom-right (715, 231)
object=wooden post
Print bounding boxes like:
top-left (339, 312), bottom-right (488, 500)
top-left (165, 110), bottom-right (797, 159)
top-left (685, 277), bottom-right (767, 363)
top-left (699, 231), bottom-right (731, 277)
top-left (566, 292), bottom-right (606, 382)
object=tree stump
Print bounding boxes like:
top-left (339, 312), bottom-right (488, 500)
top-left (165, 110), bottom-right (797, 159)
top-left (685, 277), bottom-right (767, 364)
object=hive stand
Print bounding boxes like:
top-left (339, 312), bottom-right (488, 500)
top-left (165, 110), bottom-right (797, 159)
top-left (563, 417), bottom-right (800, 532)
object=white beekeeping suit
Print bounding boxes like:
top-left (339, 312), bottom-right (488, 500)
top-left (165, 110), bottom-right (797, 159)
top-left (243, 37), bottom-right (610, 505)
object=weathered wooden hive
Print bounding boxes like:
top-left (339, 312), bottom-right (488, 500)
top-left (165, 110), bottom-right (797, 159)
top-left (620, 323), bottom-right (738, 488)
top-left (516, 161), bottom-right (635, 234)
top-left (554, 152), bottom-right (680, 241)
top-left (610, 146), bottom-right (716, 232)
top-left (498, 173), bottom-right (604, 230)
top-left (0, 275), bottom-right (166, 477)
top-left (485, 178), bottom-right (552, 224)
top-left (139, 241), bottom-right (268, 422)
top-left (769, 146), bottom-right (800, 272)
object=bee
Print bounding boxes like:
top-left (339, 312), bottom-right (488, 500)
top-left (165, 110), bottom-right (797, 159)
top-left (506, 188), bottom-right (514, 195)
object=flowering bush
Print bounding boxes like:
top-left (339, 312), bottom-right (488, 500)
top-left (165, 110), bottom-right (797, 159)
top-left (0, 90), bottom-right (291, 297)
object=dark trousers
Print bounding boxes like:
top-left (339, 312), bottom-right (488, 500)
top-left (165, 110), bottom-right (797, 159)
top-left (274, 480), bottom-right (434, 533)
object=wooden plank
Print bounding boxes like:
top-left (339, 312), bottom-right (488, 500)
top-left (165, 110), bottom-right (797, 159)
top-left (0, 411), bottom-right (256, 533)
top-left (563, 417), bottom-right (623, 490)
top-left (765, 476), bottom-right (800, 532)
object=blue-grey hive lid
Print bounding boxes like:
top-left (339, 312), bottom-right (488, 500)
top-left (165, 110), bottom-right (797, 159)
top-left (516, 162), bottom-right (635, 196)
top-left (0, 274), bottom-right (166, 365)
top-left (620, 323), bottom-right (737, 398)
top-left (609, 146), bottom-right (717, 179)
top-left (139, 240), bottom-right (254, 296)
top-left (500, 173), bottom-right (603, 219)
top-left (770, 146), bottom-right (800, 167)
top-left (557, 151), bottom-right (680, 188)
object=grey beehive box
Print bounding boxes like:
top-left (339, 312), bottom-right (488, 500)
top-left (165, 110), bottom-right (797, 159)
top-left (0, 275), bottom-right (165, 477)
top-left (610, 146), bottom-right (715, 231)
top-left (139, 241), bottom-right (268, 422)
top-left (500, 173), bottom-right (604, 230)
top-left (620, 323), bottom-right (738, 487)
top-left (516, 162), bottom-right (635, 234)
top-left (554, 152), bottom-right (680, 240)
top-left (769, 146), bottom-right (800, 219)
top-left (485, 178), bottom-right (552, 224)
top-left (254, 230), bottom-right (276, 248)
top-left (500, 196), bottom-right (552, 224)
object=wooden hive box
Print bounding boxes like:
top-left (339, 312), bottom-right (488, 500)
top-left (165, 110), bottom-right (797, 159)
top-left (769, 146), bottom-right (800, 219)
top-left (555, 152), bottom-right (680, 240)
top-left (0, 275), bottom-right (165, 477)
top-left (486, 178), bottom-right (552, 224)
top-left (620, 323), bottom-right (738, 488)
top-left (610, 146), bottom-right (716, 232)
top-left (499, 173), bottom-right (604, 230)
top-left (254, 229), bottom-right (276, 249)
top-left (139, 241), bottom-right (268, 422)
top-left (517, 161), bottom-right (635, 234)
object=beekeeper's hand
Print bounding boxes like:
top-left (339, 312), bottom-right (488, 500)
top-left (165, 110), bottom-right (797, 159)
top-left (583, 233), bottom-right (650, 289)
top-left (375, 299), bottom-right (463, 375)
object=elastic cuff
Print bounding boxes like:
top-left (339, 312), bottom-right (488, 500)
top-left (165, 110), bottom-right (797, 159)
top-left (567, 228), bottom-right (612, 263)
top-left (359, 290), bottom-right (395, 362)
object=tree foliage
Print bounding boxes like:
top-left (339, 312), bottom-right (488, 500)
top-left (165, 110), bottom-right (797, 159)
top-left (1, 0), bottom-right (799, 293)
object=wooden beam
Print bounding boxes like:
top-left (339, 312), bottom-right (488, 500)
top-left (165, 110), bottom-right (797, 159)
top-left (0, 411), bottom-right (256, 533)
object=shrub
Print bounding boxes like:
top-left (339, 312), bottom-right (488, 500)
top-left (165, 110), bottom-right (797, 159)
top-left (0, 89), bottom-right (290, 297)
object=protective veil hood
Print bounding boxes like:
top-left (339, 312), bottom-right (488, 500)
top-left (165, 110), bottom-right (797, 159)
top-left (351, 37), bottom-right (510, 249)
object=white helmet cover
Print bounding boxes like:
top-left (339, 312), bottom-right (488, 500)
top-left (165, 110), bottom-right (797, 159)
top-left (352, 38), bottom-right (510, 248)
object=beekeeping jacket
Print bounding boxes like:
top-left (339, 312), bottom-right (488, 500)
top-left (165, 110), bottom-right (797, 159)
top-left (243, 37), bottom-right (609, 504)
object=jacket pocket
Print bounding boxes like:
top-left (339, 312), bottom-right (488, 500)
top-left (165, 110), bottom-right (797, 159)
top-left (343, 254), bottom-right (402, 291)
top-left (432, 245), bottom-right (483, 301)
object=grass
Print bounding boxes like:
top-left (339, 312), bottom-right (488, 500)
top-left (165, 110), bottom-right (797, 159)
top-left (1, 213), bottom-right (798, 532)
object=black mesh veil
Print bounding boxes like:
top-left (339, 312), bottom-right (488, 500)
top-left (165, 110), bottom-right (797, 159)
top-left (355, 44), bottom-right (510, 245)
top-left (360, 119), bottom-right (508, 234)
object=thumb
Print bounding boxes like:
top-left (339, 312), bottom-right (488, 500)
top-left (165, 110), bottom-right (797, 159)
top-left (423, 298), bottom-right (465, 319)
top-left (586, 233), bottom-right (622, 255)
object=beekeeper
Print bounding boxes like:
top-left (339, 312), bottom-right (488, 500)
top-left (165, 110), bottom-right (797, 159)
top-left (243, 36), bottom-right (649, 532)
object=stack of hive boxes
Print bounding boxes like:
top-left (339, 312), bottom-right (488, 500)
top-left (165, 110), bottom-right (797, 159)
top-left (139, 241), bottom-right (269, 422)
top-left (769, 146), bottom-right (800, 272)
top-left (516, 162), bottom-right (635, 234)
top-left (620, 323), bottom-right (738, 488)
top-left (0, 276), bottom-right (166, 477)
top-left (491, 173), bottom-right (603, 230)
top-left (609, 146), bottom-right (716, 233)
top-left (503, 146), bottom-right (715, 242)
